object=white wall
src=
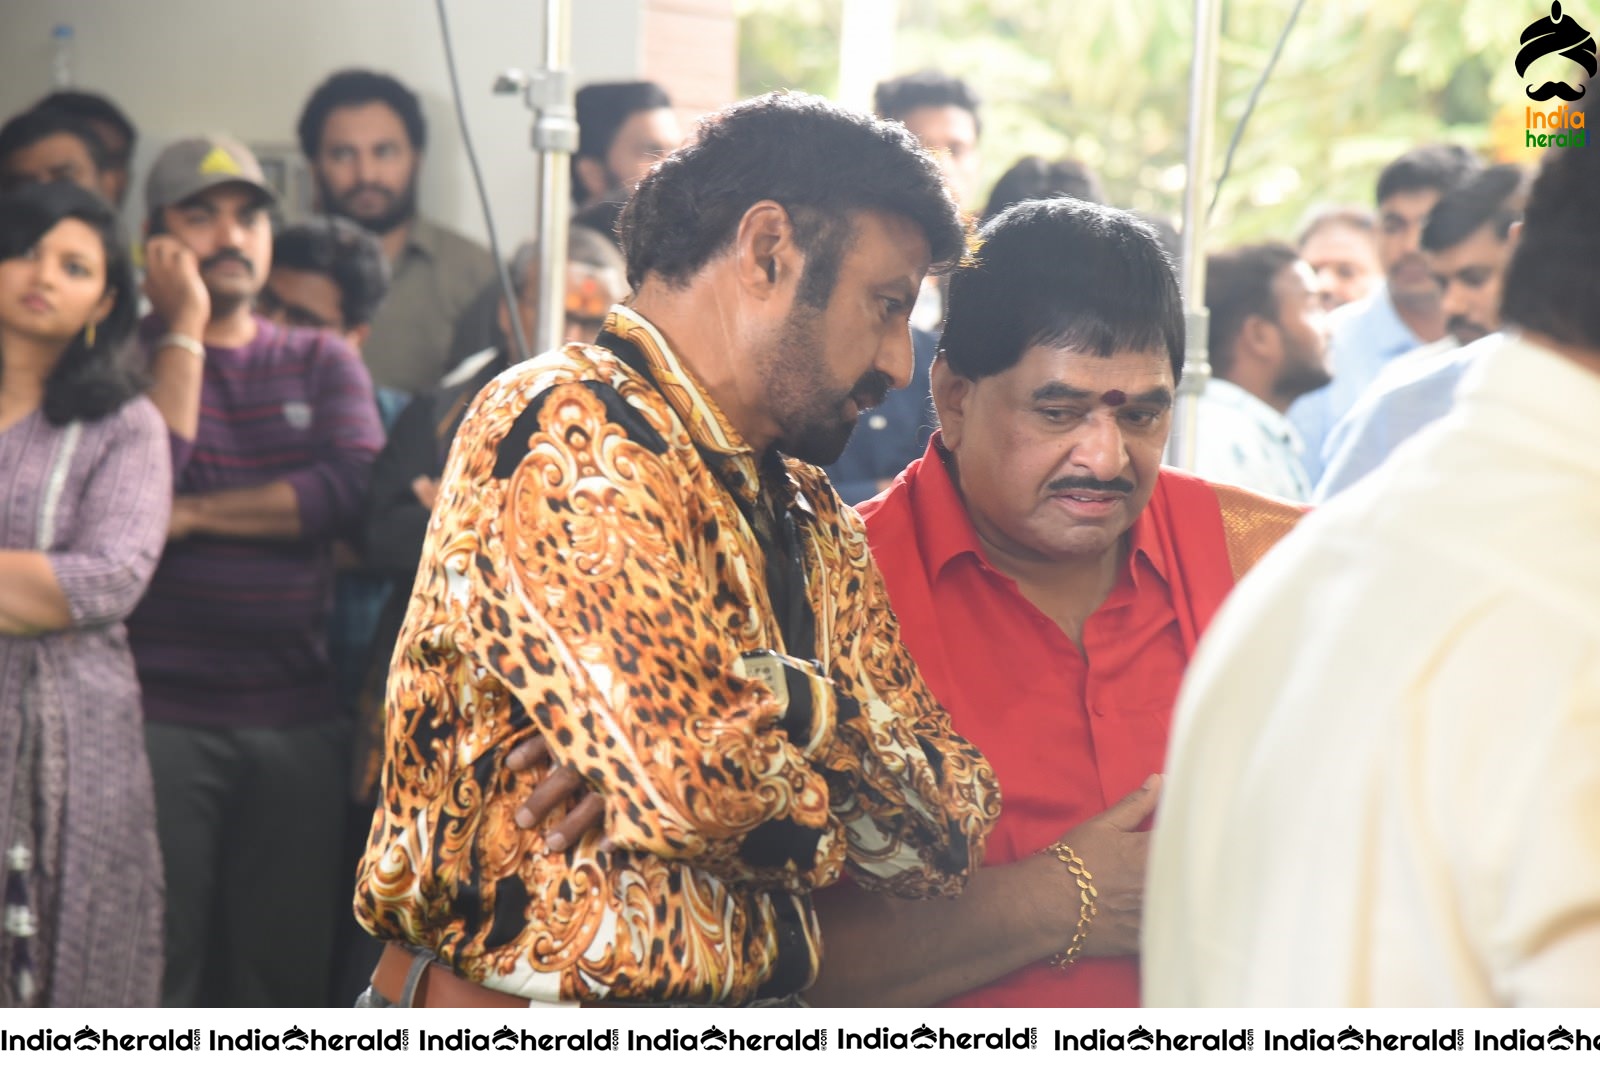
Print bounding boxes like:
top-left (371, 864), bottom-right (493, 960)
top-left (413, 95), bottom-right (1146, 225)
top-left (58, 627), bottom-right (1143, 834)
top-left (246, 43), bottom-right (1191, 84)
top-left (0, 0), bottom-right (650, 250)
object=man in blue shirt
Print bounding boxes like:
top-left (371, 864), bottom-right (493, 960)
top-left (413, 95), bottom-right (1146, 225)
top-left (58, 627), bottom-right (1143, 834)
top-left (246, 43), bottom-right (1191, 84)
top-left (1288, 145), bottom-right (1479, 482)
top-left (1316, 165), bottom-right (1527, 500)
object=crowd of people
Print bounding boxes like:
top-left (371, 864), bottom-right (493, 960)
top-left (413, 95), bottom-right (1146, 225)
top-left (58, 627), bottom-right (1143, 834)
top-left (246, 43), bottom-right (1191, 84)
top-left (0, 46), bottom-right (1594, 1011)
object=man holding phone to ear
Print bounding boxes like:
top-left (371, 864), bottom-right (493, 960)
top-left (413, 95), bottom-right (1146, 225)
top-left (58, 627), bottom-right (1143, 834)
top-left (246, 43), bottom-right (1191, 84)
top-left (128, 135), bottom-right (385, 1007)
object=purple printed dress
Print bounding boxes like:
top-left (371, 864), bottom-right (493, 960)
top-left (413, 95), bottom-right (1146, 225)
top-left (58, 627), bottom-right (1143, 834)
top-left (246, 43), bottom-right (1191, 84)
top-left (0, 396), bottom-right (170, 1005)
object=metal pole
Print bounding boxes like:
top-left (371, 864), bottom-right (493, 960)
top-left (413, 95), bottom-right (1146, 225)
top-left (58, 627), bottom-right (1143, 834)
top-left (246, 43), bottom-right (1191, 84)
top-left (1167, 0), bottom-right (1222, 470)
top-left (529, 0), bottom-right (576, 360)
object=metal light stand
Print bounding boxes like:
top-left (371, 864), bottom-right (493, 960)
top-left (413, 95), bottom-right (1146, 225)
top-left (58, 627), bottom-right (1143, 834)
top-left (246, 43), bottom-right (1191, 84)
top-left (1167, 0), bottom-right (1222, 470)
top-left (494, 0), bottom-right (577, 361)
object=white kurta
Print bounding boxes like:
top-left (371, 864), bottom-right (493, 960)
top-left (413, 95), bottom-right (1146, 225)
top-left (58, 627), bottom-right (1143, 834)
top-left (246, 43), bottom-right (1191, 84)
top-left (1144, 332), bottom-right (1600, 1007)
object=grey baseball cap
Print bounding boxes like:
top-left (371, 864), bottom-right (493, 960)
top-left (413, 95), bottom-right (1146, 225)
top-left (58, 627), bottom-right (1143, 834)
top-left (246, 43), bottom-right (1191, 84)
top-left (144, 134), bottom-right (277, 214)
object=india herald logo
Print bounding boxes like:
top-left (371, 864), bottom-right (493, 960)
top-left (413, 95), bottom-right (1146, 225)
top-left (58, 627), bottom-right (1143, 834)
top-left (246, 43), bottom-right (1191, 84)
top-left (1518, 2), bottom-right (1597, 101)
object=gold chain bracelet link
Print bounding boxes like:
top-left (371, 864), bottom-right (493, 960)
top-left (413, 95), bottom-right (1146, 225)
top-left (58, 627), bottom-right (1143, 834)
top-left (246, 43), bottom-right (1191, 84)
top-left (1042, 841), bottom-right (1098, 968)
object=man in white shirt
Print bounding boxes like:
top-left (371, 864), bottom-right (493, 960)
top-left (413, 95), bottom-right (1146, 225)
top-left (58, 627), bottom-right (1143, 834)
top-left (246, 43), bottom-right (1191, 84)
top-left (1144, 114), bottom-right (1600, 1007)
top-left (1287, 145), bottom-right (1479, 482)
top-left (1314, 164), bottom-right (1528, 500)
top-left (1193, 243), bottom-right (1327, 500)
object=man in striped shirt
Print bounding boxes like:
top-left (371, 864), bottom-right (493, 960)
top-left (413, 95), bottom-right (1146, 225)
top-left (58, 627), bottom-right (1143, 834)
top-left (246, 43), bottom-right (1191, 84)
top-left (128, 135), bottom-right (384, 1007)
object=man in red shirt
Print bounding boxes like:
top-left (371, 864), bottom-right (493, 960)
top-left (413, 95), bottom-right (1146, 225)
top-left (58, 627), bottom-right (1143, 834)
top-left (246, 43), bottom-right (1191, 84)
top-left (806, 198), bottom-right (1302, 1007)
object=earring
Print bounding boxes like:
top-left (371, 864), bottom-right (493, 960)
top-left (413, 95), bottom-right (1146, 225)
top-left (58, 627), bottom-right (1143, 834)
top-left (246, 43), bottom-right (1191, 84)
top-left (85, 321), bottom-right (96, 348)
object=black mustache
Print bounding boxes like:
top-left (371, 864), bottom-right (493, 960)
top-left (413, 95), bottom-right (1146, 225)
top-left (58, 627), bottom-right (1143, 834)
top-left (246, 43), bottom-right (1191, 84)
top-left (344, 184), bottom-right (396, 201)
top-left (1447, 315), bottom-right (1488, 340)
top-left (200, 250), bottom-right (253, 274)
top-left (851, 370), bottom-right (894, 411)
top-left (1047, 476), bottom-right (1136, 495)
top-left (1527, 80), bottom-right (1588, 101)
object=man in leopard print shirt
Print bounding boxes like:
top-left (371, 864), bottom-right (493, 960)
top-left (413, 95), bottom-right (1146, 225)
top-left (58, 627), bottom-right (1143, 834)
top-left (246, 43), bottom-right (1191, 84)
top-left (354, 92), bottom-right (998, 1006)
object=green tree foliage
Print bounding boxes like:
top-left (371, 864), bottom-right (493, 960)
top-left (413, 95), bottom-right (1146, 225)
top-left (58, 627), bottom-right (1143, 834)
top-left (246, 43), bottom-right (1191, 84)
top-left (737, 0), bottom-right (1536, 246)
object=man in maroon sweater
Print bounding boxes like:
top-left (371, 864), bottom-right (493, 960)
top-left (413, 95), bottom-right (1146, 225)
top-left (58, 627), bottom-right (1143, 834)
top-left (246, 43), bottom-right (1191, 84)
top-left (128, 136), bottom-right (384, 1007)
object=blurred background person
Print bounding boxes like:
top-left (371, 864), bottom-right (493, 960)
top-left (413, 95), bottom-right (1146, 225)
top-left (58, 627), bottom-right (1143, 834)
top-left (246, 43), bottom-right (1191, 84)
top-left (297, 69), bottom-right (494, 401)
top-left (0, 182), bottom-right (169, 1006)
top-left (1196, 242), bottom-right (1328, 500)
top-left (0, 109), bottom-right (108, 200)
top-left (571, 80), bottom-right (682, 213)
top-left (29, 91), bottom-right (137, 208)
top-left (981, 155), bottom-right (1106, 220)
top-left (874, 70), bottom-right (983, 212)
top-left (261, 215), bottom-right (390, 351)
top-left (1316, 163), bottom-right (1528, 500)
top-left (1296, 206), bottom-right (1381, 312)
top-left (1288, 144), bottom-right (1480, 482)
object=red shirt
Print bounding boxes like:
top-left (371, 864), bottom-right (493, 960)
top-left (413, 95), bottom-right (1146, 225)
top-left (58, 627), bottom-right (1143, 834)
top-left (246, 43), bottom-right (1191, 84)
top-left (859, 438), bottom-right (1201, 1008)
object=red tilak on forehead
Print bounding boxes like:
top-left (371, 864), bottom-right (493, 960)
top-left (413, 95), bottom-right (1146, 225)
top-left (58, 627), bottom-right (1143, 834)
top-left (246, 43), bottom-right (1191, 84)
top-left (1101, 389), bottom-right (1127, 407)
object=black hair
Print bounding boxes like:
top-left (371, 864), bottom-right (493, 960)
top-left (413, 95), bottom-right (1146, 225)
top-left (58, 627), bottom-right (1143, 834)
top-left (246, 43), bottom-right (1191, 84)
top-left (618, 91), bottom-right (965, 305)
top-left (1420, 163), bottom-right (1527, 253)
top-left (572, 198), bottom-right (625, 250)
top-left (0, 109), bottom-right (107, 177)
top-left (272, 216), bottom-right (391, 329)
top-left (873, 71), bottom-right (982, 137)
top-left (1374, 144), bottom-right (1481, 206)
top-left (0, 182), bottom-right (141, 425)
top-left (1500, 88), bottom-right (1600, 350)
top-left (941, 198), bottom-right (1185, 382)
top-left (32, 90), bottom-right (137, 161)
top-left (572, 81), bottom-right (672, 203)
top-left (982, 156), bottom-right (1105, 221)
top-left (1205, 243), bottom-right (1300, 378)
top-left (296, 69), bottom-right (427, 158)
top-left (1297, 205), bottom-right (1376, 247)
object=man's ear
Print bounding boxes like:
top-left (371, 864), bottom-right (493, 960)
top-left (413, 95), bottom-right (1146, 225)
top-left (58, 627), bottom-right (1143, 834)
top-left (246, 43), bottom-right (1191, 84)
top-left (1238, 313), bottom-right (1280, 366)
top-left (734, 200), bottom-right (802, 300)
top-left (1506, 219), bottom-right (1523, 254)
top-left (929, 353), bottom-right (971, 449)
top-left (575, 157), bottom-right (610, 204)
top-left (345, 323), bottom-right (372, 353)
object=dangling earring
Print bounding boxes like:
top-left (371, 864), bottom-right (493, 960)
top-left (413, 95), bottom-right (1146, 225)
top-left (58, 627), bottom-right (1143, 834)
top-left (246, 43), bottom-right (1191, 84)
top-left (85, 320), bottom-right (96, 348)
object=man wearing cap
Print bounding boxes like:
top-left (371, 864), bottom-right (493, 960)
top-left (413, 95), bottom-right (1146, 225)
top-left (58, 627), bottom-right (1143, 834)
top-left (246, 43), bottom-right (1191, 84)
top-left (129, 135), bottom-right (385, 1007)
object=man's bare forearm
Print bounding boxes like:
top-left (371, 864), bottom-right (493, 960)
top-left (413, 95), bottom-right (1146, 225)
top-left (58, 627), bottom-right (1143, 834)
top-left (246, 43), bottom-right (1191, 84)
top-left (176, 481), bottom-right (302, 540)
top-left (807, 853), bottom-right (1074, 1007)
top-left (145, 332), bottom-right (206, 441)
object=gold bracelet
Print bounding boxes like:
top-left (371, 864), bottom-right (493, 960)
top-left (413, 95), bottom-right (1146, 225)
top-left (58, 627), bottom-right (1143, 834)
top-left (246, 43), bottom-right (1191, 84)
top-left (1042, 841), bottom-right (1098, 968)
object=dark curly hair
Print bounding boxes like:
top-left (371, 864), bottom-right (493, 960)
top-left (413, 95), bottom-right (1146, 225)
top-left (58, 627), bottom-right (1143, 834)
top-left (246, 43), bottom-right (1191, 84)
top-left (296, 69), bottom-right (427, 158)
top-left (0, 182), bottom-right (142, 425)
top-left (618, 91), bottom-right (965, 306)
top-left (273, 216), bottom-right (391, 329)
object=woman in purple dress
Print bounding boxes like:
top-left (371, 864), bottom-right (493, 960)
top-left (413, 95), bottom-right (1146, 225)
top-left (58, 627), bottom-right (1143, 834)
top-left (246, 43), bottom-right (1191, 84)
top-left (0, 182), bottom-right (170, 1005)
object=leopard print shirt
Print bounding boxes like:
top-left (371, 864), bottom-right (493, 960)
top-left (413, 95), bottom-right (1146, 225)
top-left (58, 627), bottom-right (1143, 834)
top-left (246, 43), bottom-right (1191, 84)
top-left (355, 307), bottom-right (999, 1004)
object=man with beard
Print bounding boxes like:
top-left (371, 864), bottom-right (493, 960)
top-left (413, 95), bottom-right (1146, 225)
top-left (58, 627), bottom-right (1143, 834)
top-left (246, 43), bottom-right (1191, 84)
top-left (1315, 164), bottom-right (1528, 500)
top-left (1287, 144), bottom-right (1479, 483)
top-left (130, 136), bottom-right (384, 1006)
top-left (352, 92), bottom-right (998, 1008)
top-left (1192, 243), bottom-right (1328, 500)
top-left (296, 69), bottom-right (495, 397)
top-left (571, 81), bottom-right (683, 213)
